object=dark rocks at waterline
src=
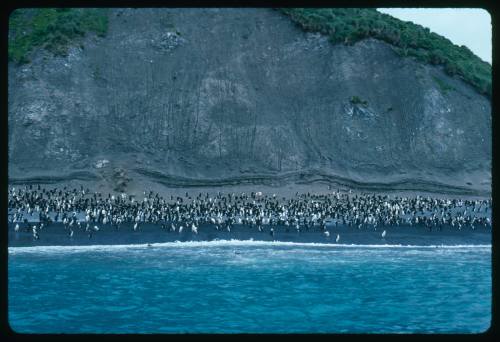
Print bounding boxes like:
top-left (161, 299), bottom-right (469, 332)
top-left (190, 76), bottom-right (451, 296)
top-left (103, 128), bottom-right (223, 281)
top-left (8, 222), bottom-right (491, 247)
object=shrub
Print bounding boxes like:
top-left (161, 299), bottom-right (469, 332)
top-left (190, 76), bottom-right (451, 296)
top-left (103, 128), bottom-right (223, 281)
top-left (432, 76), bottom-right (455, 94)
top-left (350, 96), bottom-right (368, 105)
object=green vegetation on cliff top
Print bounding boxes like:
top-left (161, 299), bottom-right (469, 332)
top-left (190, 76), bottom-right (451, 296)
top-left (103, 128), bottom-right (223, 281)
top-left (9, 8), bottom-right (491, 98)
top-left (281, 8), bottom-right (491, 98)
top-left (9, 8), bottom-right (108, 64)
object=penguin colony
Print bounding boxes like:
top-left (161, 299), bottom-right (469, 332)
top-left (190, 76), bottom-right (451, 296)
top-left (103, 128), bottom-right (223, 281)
top-left (8, 185), bottom-right (491, 241)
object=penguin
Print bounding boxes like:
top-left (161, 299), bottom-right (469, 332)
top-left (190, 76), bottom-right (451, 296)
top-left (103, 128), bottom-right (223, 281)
top-left (32, 225), bottom-right (39, 240)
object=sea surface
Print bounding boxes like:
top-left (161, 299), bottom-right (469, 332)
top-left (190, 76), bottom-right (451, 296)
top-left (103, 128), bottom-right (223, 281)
top-left (8, 241), bottom-right (491, 333)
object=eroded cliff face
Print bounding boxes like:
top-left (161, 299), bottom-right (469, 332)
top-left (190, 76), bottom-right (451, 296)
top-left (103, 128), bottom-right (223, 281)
top-left (8, 8), bottom-right (491, 195)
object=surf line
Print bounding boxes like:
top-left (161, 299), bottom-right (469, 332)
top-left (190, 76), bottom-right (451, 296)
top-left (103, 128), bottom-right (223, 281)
top-left (8, 240), bottom-right (492, 253)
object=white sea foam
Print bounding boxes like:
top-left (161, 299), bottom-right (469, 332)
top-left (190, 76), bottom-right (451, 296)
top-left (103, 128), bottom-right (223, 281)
top-left (8, 239), bottom-right (492, 254)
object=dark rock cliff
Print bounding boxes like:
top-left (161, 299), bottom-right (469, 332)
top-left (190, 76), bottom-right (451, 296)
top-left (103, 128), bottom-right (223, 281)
top-left (8, 8), bottom-right (491, 195)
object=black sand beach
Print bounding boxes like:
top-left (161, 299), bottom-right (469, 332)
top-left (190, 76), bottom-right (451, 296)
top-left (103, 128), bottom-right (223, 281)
top-left (8, 222), bottom-right (491, 247)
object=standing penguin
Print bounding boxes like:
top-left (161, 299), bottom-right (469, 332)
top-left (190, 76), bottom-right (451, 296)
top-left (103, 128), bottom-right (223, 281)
top-left (32, 225), bottom-right (39, 240)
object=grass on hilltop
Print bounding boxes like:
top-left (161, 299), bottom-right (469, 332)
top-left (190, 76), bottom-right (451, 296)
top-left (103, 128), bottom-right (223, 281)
top-left (280, 8), bottom-right (491, 98)
top-left (9, 8), bottom-right (109, 64)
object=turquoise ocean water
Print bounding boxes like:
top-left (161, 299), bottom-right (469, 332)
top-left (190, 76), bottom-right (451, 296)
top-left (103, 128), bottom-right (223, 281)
top-left (8, 241), bottom-right (491, 333)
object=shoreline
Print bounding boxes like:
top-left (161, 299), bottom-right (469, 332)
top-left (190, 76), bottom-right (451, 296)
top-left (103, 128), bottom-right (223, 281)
top-left (8, 222), bottom-right (491, 247)
top-left (8, 181), bottom-right (492, 200)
